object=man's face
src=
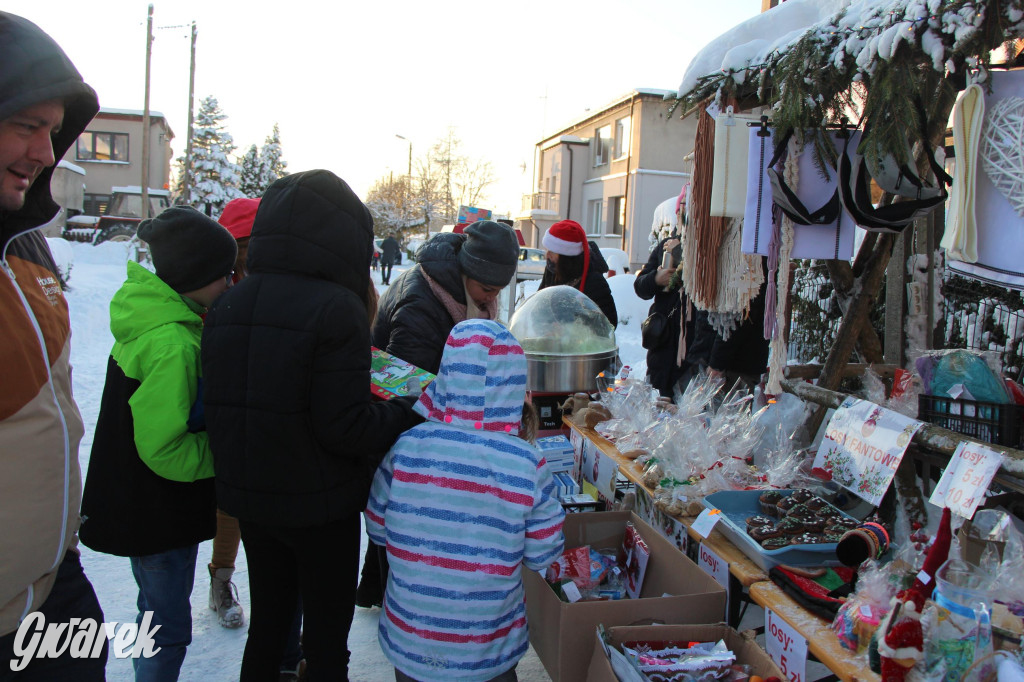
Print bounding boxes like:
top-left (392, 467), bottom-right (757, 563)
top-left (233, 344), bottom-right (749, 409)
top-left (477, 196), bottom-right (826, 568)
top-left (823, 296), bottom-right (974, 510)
top-left (465, 278), bottom-right (502, 307)
top-left (0, 99), bottom-right (64, 212)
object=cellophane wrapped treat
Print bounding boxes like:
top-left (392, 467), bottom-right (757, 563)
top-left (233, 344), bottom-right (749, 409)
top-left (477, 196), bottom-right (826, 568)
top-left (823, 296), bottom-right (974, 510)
top-left (832, 560), bottom-right (896, 652)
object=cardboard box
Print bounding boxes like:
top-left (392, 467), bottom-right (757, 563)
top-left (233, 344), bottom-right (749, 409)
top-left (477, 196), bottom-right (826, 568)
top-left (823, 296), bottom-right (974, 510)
top-left (587, 623), bottom-right (786, 682)
top-left (524, 511), bottom-right (726, 682)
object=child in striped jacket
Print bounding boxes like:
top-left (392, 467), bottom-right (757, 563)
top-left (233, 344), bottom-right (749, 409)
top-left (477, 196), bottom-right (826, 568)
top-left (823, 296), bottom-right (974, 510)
top-left (365, 319), bottom-right (565, 682)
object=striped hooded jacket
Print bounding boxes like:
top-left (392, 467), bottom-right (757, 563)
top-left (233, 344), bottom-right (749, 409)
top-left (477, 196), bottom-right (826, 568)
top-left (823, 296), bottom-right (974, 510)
top-left (0, 12), bottom-right (99, 636)
top-left (365, 319), bottom-right (565, 681)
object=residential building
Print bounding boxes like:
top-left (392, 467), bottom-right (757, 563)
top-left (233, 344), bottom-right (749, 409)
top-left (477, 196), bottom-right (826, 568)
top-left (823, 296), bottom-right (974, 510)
top-left (516, 88), bottom-right (696, 270)
top-left (59, 107), bottom-right (174, 216)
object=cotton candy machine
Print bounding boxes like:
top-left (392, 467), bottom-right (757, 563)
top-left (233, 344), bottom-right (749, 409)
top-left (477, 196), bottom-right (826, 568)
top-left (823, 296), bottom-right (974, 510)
top-left (509, 285), bottom-right (618, 394)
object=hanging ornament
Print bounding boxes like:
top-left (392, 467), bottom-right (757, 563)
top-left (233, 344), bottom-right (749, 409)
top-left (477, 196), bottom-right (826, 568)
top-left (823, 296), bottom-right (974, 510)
top-left (980, 96), bottom-right (1024, 218)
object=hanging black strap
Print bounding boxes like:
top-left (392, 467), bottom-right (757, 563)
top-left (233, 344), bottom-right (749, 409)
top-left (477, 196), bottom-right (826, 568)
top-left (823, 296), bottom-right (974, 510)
top-left (765, 129), bottom-right (844, 226)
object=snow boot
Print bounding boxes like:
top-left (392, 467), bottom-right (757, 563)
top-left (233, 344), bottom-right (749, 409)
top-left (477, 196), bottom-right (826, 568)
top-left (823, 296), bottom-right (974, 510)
top-left (209, 565), bottom-right (245, 628)
top-left (279, 660), bottom-right (306, 682)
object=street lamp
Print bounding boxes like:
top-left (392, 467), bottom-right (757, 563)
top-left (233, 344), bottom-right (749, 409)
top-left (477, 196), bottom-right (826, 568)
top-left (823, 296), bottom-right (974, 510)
top-left (394, 134), bottom-right (412, 183)
top-left (395, 134), bottom-right (424, 238)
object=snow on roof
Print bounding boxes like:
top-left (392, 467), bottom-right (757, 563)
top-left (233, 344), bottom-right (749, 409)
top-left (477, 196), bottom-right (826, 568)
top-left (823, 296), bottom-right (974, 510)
top-left (111, 185), bottom-right (171, 196)
top-left (57, 160), bottom-right (85, 175)
top-left (99, 107), bottom-right (167, 119)
top-left (678, 0), bottom-right (850, 98)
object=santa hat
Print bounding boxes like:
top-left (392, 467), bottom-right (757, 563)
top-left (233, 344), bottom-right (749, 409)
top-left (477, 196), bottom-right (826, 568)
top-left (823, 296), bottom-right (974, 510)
top-left (542, 220), bottom-right (590, 292)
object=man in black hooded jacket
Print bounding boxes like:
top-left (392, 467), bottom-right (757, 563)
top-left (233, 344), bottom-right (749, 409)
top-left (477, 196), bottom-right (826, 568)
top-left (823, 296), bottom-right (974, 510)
top-left (0, 12), bottom-right (107, 679)
top-left (202, 170), bottom-right (421, 680)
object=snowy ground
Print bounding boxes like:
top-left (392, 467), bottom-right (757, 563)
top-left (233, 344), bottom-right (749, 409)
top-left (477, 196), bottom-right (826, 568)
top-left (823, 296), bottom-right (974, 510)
top-left (63, 241), bottom-right (651, 681)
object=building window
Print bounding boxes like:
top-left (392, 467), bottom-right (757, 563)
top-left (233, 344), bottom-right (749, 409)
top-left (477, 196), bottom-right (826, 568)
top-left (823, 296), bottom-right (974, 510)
top-left (83, 193), bottom-right (111, 216)
top-left (609, 196), bottom-right (625, 235)
top-left (614, 117), bottom-right (631, 159)
top-left (594, 125), bottom-right (611, 166)
top-left (76, 132), bottom-right (129, 162)
top-left (588, 199), bottom-right (603, 234)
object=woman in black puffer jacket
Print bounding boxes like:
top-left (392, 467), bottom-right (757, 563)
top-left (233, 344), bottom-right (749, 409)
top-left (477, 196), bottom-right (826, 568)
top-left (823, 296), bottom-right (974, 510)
top-left (201, 170), bottom-right (421, 680)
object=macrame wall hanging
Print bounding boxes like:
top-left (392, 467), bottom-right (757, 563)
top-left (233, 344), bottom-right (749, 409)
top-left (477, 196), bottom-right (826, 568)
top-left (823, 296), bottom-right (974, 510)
top-left (682, 104), bottom-right (764, 330)
top-left (980, 95), bottom-right (1024, 218)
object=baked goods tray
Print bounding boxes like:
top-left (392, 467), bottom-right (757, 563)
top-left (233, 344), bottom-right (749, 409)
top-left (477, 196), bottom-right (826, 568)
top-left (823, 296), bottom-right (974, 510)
top-left (702, 490), bottom-right (848, 570)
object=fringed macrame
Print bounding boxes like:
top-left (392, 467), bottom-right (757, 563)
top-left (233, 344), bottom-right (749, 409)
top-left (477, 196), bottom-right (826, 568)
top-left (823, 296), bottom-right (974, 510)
top-left (766, 137), bottom-right (799, 395)
top-left (683, 105), bottom-right (729, 310)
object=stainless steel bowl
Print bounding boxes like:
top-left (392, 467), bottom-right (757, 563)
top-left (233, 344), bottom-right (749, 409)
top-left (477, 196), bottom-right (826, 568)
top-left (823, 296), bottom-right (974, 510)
top-left (525, 349), bottom-right (618, 393)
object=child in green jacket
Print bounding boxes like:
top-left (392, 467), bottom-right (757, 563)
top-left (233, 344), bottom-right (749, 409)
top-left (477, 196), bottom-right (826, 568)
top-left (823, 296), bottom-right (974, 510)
top-left (80, 206), bottom-right (236, 679)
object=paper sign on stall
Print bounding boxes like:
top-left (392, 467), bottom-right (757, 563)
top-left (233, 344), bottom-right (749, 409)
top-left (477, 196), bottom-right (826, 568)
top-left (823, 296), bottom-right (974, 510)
top-left (691, 508), bottom-right (722, 539)
top-left (698, 542), bottom-right (730, 618)
top-left (929, 441), bottom-right (1003, 518)
top-left (765, 607), bottom-right (808, 682)
top-left (811, 397), bottom-right (924, 505)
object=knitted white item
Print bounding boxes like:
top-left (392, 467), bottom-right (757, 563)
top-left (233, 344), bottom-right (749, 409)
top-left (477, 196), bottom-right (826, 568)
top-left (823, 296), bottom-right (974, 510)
top-left (980, 94), bottom-right (1024, 218)
top-left (942, 84), bottom-right (985, 262)
top-left (766, 139), bottom-right (799, 395)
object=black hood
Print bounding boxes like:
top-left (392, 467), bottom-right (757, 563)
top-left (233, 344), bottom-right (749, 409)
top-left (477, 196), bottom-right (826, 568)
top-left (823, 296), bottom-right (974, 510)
top-left (0, 12), bottom-right (99, 240)
top-left (246, 169), bottom-right (373, 301)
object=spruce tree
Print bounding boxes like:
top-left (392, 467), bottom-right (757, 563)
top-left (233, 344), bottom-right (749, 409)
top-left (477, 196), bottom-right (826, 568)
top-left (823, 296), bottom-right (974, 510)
top-left (186, 95), bottom-right (244, 215)
top-left (257, 123), bottom-right (287, 190)
top-left (238, 144), bottom-right (263, 198)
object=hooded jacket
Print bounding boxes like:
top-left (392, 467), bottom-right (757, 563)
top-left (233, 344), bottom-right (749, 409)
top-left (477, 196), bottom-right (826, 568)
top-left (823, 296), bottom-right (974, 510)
top-left (202, 170), bottom-right (420, 527)
top-left (372, 232), bottom-right (468, 374)
top-left (365, 319), bottom-right (565, 681)
top-left (539, 241), bottom-right (618, 327)
top-left (79, 263), bottom-right (216, 557)
top-left (0, 12), bottom-right (99, 635)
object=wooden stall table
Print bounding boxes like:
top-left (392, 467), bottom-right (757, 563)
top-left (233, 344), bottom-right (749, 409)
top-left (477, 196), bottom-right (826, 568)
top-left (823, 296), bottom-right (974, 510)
top-left (565, 418), bottom-right (768, 627)
top-left (750, 580), bottom-right (879, 682)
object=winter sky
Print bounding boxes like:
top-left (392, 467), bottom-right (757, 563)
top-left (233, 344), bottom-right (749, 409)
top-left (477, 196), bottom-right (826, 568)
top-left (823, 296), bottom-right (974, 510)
top-left (9, 0), bottom-right (761, 214)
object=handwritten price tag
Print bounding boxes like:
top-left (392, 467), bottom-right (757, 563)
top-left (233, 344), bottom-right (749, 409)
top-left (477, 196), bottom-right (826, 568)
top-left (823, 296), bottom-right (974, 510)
top-left (929, 441), bottom-right (1003, 519)
top-left (765, 608), bottom-right (808, 682)
top-left (698, 542), bottom-right (730, 619)
top-left (691, 508), bottom-right (722, 538)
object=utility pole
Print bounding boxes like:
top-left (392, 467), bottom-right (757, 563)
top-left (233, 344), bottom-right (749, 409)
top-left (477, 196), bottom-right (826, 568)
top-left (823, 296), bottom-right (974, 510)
top-left (183, 20), bottom-right (196, 205)
top-left (141, 4), bottom-right (154, 219)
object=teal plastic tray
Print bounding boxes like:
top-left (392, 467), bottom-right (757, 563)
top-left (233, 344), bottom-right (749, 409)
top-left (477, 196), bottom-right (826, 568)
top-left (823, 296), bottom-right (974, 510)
top-left (701, 489), bottom-right (853, 570)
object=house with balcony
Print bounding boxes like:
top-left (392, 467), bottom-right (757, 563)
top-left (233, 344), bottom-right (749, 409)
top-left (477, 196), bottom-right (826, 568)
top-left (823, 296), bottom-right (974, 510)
top-left (59, 107), bottom-right (174, 216)
top-left (516, 88), bottom-right (696, 270)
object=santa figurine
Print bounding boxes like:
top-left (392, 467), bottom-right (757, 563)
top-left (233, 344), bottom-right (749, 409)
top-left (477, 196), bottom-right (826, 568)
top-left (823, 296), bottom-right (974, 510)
top-left (876, 507), bottom-right (952, 682)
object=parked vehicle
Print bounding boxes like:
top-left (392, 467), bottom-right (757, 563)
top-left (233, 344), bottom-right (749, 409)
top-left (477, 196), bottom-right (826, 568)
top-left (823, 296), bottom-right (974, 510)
top-left (64, 186), bottom-right (170, 244)
top-left (517, 247), bottom-right (546, 279)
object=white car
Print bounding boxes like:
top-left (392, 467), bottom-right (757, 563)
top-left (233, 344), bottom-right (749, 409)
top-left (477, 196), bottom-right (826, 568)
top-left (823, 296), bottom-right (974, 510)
top-left (517, 247), bottom-right (547, 279)
top-left (598, 247), bottom-right (631, 276)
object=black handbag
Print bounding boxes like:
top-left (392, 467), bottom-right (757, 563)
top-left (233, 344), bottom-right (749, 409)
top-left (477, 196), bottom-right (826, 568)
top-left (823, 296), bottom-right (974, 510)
top-left (641, 311), bottom-right (671, 350)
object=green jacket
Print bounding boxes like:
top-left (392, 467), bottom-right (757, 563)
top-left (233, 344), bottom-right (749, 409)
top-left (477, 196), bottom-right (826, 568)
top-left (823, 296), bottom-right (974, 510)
top-left (80, 262), bottom-right (216, 557)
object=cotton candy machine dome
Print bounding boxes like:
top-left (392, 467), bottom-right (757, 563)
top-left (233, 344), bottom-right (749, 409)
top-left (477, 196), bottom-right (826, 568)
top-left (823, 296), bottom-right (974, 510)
top-left (509, 285), bottom-right (618, 393)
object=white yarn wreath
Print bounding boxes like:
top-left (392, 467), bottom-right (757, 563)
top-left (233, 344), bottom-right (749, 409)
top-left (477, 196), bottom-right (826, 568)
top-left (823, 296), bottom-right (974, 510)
top-left (980, 96), bottom-right (1024, 218)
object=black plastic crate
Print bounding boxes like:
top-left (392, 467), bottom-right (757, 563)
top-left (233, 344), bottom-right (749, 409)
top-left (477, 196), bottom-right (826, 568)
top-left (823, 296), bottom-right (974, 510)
top-left (917, 394), bottom-right (1024, 449)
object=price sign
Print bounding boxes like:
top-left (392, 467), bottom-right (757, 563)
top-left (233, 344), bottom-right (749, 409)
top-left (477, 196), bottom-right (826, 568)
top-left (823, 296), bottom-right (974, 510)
top-left (765, 607), bottom-right (807, 682)
top-left (698, 542), bottom-right (730, 618)
top-left (929, 441), bottom-right (1003, 518)
top-left (691, 508), bottom-right (722, 538)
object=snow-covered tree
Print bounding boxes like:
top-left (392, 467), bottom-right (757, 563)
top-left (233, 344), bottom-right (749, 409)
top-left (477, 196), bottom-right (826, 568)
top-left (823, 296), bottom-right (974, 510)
top-left (238, 144), bottom-right (263, 198)
top-left (182, 96), bottom-right (244, 215)
top-left (257, 123), bottom-right (287, 190)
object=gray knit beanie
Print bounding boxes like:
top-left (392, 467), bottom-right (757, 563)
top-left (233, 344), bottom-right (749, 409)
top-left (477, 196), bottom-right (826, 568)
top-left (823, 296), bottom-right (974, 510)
top-left (457, 220), bottom-right (519, 287)
top-left (137, 206), bottom-right (238, 293)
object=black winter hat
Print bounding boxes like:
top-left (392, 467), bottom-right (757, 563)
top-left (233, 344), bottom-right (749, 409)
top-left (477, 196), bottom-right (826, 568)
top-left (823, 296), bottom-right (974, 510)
top-left (457, 220), bottom-right (519, 287)
top-left (137, 206), bottom-right (238, 293)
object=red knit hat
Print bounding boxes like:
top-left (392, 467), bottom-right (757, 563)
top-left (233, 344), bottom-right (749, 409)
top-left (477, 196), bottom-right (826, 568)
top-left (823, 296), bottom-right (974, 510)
top-left (542, 219), bottom-right (590, 292)
top-left (218, 197), bottom-right (261, 240)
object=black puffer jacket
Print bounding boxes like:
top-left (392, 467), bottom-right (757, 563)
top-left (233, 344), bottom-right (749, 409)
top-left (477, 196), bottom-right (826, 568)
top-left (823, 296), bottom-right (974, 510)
top-left (372, 232), bottom-right (467, 374)
top-left (634, 238), bottom-right (699, 397)
top-left (201, 170), bottom-right (419, 527)
top-left (540, 242), bottom-right (618, 327)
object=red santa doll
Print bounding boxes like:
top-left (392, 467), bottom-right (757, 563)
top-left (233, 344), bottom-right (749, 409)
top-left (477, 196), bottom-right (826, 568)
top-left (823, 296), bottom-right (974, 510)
top-left (876, 507), bottom-right (953, 682)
